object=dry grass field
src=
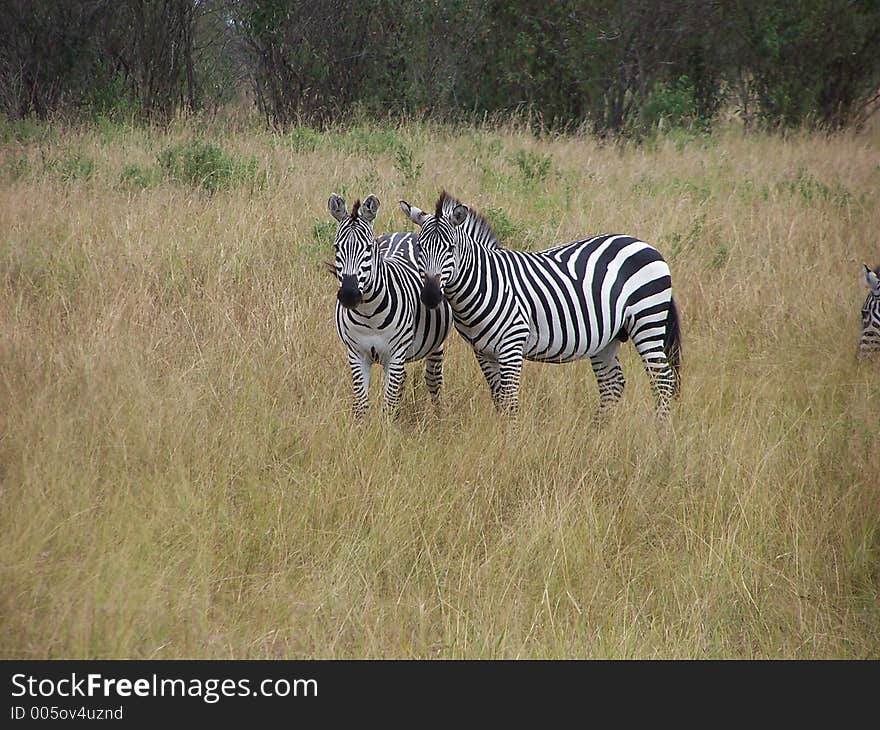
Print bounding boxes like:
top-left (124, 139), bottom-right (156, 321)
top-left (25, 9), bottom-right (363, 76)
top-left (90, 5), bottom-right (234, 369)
top-left (1, 114), bottom-right (878, 659)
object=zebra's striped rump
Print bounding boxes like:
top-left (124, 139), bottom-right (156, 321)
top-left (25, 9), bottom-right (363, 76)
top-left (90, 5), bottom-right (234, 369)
top-left (860, 263), bottom-right (880, 356)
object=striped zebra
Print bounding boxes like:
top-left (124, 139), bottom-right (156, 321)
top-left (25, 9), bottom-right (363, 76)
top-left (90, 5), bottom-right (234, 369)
top-left (860, 263), bottom-right (880, 356)
top-left (330, 193), bottom-right (452, 418)
top-left (399, 192), bottom-right (681, 417)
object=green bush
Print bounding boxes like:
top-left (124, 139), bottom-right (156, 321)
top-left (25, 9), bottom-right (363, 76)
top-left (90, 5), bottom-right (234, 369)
top-left (158, 139), bottom-right (258, 193)
top-left (393, 146), bottom-right (423, 185)
top-left (639, 76), bottom-right (713, 134)
top-left (119, 163), bottom-right (160, 191)
top-left (312, 220), bottom-right (336, 246)
top-left (57, 155), bottom-right (96, 183)
top-left (778, 168), bottom-right (855, 208)
top-left (285, 126), bottom-right (324, 153)
top-left (0, 115), bottom-right (51, 146)
top-left (2, 154), bottom-right (29, 182)
top-left (482, 206), bottom-right (521, 245)
top-left (334, 125), bottom-right (404, 156)
top-left (512, 149), bottom-right (553, 183)
top-left (309, 220), bottom-right (338, 261)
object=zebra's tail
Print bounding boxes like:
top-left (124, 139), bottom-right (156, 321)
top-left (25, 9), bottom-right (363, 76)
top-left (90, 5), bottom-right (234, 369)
top-left (664, 297), bottom-right (682, 398)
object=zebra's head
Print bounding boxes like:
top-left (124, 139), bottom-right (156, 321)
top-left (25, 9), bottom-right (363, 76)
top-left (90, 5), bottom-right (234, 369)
top-left (328, 193), bottom-right (381, 309)
top-left (860, 263), bottom-right (880, 355)
top-left (399, 192), bottom-right (468, 309)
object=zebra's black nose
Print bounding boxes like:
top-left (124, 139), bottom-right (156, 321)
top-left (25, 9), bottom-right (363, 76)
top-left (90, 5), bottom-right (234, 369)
top-left (421, 276), bottom-right (444, 309)
top-left (337, 276), bottom-right (362, 309)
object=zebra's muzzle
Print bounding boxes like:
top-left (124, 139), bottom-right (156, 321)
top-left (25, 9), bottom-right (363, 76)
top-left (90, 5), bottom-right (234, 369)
top-left (337, 276), bottom-right (363, 309)
top-left (421, 276), bottom-right (444, 308)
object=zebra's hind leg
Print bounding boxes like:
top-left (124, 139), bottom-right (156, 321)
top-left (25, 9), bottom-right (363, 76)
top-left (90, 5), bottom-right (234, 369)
top-left (590, 339), bottom-right (626, 420)
top-left (632, 332), bottom-right (676, 419)
top-left (424, 347), bottom-right (444, 406)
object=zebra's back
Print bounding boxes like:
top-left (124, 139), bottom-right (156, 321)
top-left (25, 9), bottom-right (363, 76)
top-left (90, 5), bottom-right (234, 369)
top-left (500, 234), bottom-right (672, 362)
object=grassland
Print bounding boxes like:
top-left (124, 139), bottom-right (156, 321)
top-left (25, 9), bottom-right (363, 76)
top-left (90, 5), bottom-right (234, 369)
top-left (1, 114), bottom-right (878, 658)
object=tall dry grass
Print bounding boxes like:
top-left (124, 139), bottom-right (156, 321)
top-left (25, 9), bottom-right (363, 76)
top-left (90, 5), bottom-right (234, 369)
top-left (0, 116), bottom-right (878, 658)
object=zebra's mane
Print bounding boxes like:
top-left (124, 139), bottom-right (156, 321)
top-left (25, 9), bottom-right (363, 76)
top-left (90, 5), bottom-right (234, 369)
top-left (349, 199), bottom-right (361, 220)
top-left (436, 191), bottom-right (502, 250)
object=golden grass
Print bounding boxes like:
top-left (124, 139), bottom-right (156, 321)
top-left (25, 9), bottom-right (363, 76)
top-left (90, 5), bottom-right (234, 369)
top-left (1, 117), bottom-right (878, 658)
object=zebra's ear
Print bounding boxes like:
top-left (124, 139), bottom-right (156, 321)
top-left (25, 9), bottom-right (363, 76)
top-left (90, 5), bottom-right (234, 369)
top-left (450, 203), bottom-right (468, 227)
top-left (361, 194), bottom-right (380, 223)
top-left (865, 264), bottom-right (880, 293)
top-left (399, 200), bottom-right (427, 226)
top-left (328, 193), bottom-right (348, 223)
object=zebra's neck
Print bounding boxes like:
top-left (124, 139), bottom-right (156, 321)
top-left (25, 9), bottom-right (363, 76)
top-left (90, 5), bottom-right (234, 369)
top-left (445, 240), bottom-right (503, 312)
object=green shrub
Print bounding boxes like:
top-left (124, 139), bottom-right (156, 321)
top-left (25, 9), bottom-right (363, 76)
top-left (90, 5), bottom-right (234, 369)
top-left (711, 244), bottom-right (729, 270)
top-left (512, 149), bottom-right (553, 183)
top-left (393, 146), bottom-right (423, 185)
top-left (158, 139), bottom-right (258, 193)
top-left (119, 163), bottom-right (159, 191)
top-left (334, 124), bottom-right (403, 156)
top-left (482, 206), bottom-right (521, 245)
top-left (778, 168), bottom-right (855, 208)
top-left (312, 220), bottom-right (336, 245)
top-left (0, 115), bottom-right (51, 146)
top-left (2, 155), bottom-right (30, 182)
top-left (57, 154), bottom-right (96, 183)
top-left (640, 77), bottom-right (704, 132)
top-left (661, 212), bottom-right (706, 262)
top-left (285, 126), bottom-right (324, 152)
top-left (309, 220), bottom-right (337, 261)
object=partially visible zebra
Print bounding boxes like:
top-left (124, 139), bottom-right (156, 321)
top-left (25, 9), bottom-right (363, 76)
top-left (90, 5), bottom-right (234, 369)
top-left (380, 231), bottom-right (420, 264)
top-left (860, 263), bottom-right (880, 357)
top-left (399, 192), bottom-right (681, 417)
top-left (330, 193), bottom-right (452, 417)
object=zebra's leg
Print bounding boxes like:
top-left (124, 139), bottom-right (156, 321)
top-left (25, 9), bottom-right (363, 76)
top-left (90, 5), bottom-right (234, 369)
top-left (631, 324), bottom-right (676, 419)
top-left (348, 350), bottom-right (372, 419)
top-left (424, 347), bottom-right (444, 405)
top-left (475, 351), bottom-right (504, 408)
top-left (590, 339), bottom-right (626, 419)
top-left (382, 354), bottom-right (408, 415)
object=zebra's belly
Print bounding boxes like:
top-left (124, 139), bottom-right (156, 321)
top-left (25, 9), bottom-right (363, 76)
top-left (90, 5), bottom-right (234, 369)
top-left (521, 327), bottom-right (610, 362)
top-left (523, 346), bottom-right (588, 364)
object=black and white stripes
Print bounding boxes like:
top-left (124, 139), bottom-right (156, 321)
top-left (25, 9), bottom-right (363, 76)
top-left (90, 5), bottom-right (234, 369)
top-left (330, 193), bottom-right (451, 418)
top-left (400, 192), bottom-right (681, 417)
top-left (860, 264), bottom-right (880, 357)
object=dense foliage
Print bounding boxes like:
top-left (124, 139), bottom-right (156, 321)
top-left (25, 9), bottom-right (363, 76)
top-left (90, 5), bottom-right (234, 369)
top-left (2, 0), bottom-right (879, 133)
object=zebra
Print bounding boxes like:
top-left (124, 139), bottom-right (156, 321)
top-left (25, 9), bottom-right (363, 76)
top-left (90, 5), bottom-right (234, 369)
top-left (399, 191), bottom-right (681, 418)
top-left (860, 263), bottom-right (880, 357)
top-left (329, 193), bottom-right (452, 418)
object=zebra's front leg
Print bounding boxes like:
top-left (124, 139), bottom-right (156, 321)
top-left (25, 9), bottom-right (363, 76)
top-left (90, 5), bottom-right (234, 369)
top-left (475, 351), bottom-right (504, 409)
top-left (590, 340), bottom-right (626, 421)
top-left (498, 354), bottom-right (525, 416)
top-left (424, 347), bottom-right (444, 406)
top-left (348, 350), bottom-right (372, 419)
top-left (382, 354), bottom-right (408, 416)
